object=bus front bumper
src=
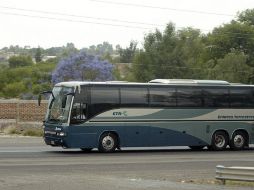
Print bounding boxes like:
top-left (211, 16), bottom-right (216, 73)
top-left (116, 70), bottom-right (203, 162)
top-left (44, 136), bottom-right (67, 147)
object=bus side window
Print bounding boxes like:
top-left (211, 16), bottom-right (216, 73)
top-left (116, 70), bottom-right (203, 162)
top-left (71, 103), bottom-right (87, 123)
top-left (230, 88), bottom-right (254, 107)
top-left (177, 88), bottom-right (202, 107)
top-left (121, 87), bottom-right (149, 107)
top-left (90, 87), bottom-right (120, 118)
top-left (149, 88), bottom-right (176, 107)
top-left (203, 88), bottom-right (229, 108)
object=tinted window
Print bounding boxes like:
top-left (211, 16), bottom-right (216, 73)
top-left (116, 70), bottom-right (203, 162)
top-left (230, 88), bottom-right (254, 107)
top-left (91, 87), bottom-right (119, 104)
top-left (177, 88), bottom-right (202, 107)
top-left (70, 103), bottom-right (87, 124)
top-left (149, 88), bottom-right (176, 107)
top-left (203, 88), bottom-right (229, 107)
top-left (121, 87), bottom-right (148, 105)
top-left (75, 86), bottom-right (89, 103)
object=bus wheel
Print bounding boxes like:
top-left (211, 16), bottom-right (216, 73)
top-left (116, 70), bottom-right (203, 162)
top-left (80, 148), bottom-right (93, 152)
top-left (230, 131), bottom-right (248, 150)
top-left (211, 131), bottom-right (228, 151)
top-left (98, 133), bottom-right (118, 153)
top-left (189, 146), bottom-right (204, 150)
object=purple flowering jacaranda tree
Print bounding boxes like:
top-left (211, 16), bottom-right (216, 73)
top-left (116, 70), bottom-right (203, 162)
top-left (52, 51), bottom-right (114, 84)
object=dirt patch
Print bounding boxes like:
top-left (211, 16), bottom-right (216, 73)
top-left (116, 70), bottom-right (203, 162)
top-left (0, 121), bottom-right (43, 137)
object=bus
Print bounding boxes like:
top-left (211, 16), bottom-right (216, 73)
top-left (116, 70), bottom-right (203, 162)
top-left (39, 79), bottom-right (254, 152)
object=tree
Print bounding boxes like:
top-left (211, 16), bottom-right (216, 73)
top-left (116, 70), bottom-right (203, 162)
top-left (201, 9), bottom-right (254, 83)
top-left (118, 41), bottom-right (138, 63)
top-left (52, 51), bottom-right (114, 84)
top-left (0, 59), bottom-right (56, 98)
top-left (174, 28), bottom-right (206, 79)
top-left (8, 55), bottom-right (33, 68)
top-left (132, 23), bottom-right (205, 81)
top-left (238, 9), bottom-right (254, 25)
top-left (95, 42), bottom-right (114, 55)
top-left (3, 81), bottom-right (26, 98)
top-left (62, 43), bottom-right (78, 57)
top-left (204, 10), bottom-right (254, 67)
top-left (35, 47), bottom-right (42, 63)
top-left (82, 42), bottom-right (114, 56)
top-left (206, 51), bottom-right (253, 83)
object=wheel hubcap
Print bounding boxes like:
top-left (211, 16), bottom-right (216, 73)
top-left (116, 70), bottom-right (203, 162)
top-left (215, 135), bottom-right (225, 148)
top-left (102, 135), bottom-right (114, 150)
top-left (234, 135), bottom-right (244, 148)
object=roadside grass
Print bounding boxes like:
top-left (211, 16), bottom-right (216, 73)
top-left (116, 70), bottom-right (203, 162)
top-left (182, 179), bottom-right (254, 187)
top-left (22, 128), bottom-right (43, 137)
top-left (223, 180), bottom-right (254, 187)
top-left (2, 125), bottom-right (43, 137)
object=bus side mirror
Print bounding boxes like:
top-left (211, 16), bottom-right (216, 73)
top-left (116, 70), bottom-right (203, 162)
top-left (38, 94), bottom-right (42, 106)
top-left (38, 91), bottom-right (53, 106)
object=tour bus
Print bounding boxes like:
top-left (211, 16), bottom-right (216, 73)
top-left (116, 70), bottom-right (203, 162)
top-left (39, 79), bottom-right (254, 152)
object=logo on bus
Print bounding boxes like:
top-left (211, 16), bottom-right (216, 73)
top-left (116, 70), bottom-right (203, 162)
top-left (113, 111), bottom-right (127, 117)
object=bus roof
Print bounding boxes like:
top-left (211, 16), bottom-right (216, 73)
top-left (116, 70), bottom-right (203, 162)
top-left (55, 80), bottom-right (254, 88)
top-left (149, 79), bottom-right (230, 85)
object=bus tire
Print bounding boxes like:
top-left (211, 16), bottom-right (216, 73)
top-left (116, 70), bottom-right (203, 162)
top-left (230, 131), bottom-right (248, 150)
top-left (211, 131), bottom-right (228, 151)
top-left (98, 132), bottom-right (118, 153)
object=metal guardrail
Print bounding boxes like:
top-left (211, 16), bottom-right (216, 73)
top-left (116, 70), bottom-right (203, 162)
top-left (215, 165), bottom-right (254, 184)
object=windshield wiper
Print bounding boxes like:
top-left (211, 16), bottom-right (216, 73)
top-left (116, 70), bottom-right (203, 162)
top-left (49, 118), bottom-right (60, 122)
top-left (48, 117), bottom-right (66, 124)
top-left (47, 118), bottom-right (61, 124)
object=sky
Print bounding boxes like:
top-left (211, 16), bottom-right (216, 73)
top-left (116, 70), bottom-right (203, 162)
top-left (0, 0), bottom-right (253, 49)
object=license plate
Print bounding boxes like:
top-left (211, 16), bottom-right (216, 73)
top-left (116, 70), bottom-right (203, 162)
top-left (51, 141), bottom-right (55, 145)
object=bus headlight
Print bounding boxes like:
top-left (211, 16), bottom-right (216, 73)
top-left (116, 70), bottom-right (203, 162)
top-left (57, 132), bottom-right (66, 137)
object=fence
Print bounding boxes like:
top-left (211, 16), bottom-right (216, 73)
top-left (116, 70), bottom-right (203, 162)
top-left (0, 100), bottom-right (48, 123)
top-left (215, 165), bottom-right (254, 184)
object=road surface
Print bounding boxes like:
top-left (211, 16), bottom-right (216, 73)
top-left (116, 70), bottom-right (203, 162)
top-left (0, 136), bottom-right (253, 190)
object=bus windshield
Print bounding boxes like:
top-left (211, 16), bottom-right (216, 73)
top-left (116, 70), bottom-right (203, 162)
top-left (45, 86), bottom-right (74, 124)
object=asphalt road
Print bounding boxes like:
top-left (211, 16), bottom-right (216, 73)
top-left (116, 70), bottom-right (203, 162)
top-left (0, 136), bottom-right (254, 190)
